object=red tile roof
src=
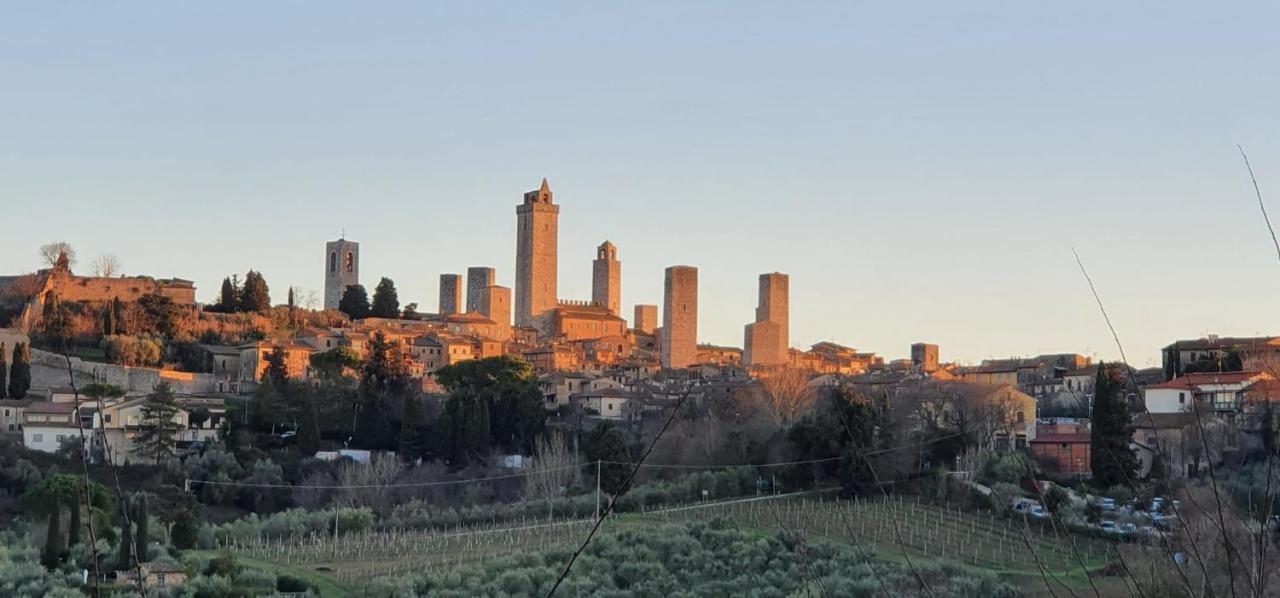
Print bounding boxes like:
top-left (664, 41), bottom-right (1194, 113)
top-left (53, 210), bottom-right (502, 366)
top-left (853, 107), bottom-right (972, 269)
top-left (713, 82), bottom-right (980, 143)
top-left (1146, 371), bottom-right (1269, 390)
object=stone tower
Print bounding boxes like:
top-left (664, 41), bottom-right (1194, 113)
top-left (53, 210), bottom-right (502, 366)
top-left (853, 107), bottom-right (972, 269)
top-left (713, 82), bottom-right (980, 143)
top-left (911, 343), bottom-right (940, 373)
top-left (661, 266), bottom-right (698, 369)
top-left (515, 178), bottom-right (559, 331)
top-left (633, 304), bottom-right (658, 335)
top-left (744, 272), bottom-right (789, 366)
top-left (439, 274), bottom-right (462, 316)
top-left (478, 285), bottom-right (512, 339)
top-left (324, 238), bottom-right (359, 310)
top-left (466, 266), bottom-right (496, 313)
top-left (591, 241), bottom-right (621, 316)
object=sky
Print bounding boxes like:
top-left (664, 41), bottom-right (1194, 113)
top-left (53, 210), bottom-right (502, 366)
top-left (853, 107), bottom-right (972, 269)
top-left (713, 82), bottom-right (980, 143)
top-left (3, 2), bottom-right (1280, 368)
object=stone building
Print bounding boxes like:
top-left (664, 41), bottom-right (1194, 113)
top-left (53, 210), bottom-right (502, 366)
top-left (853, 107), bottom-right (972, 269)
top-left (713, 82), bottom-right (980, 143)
top-left (633, 304), bottom-right (658, 335)
top-left (476, 285), bottom-right (512, 340)
top-left (324, 237), bottom-right (360, 310)
top-left (466, 266), bottom-right (496, 314)
top-left (551, 301), bottom-right (627, 341)
top-left (743, 272), bottom-right (789, 367)
top-left (911, 343), bottom-right (940, 373)
top-left (661, 266), bottom-right (698, 369)
top-left (515, 179), bottom-right (559, 332)
top-left (591, 241), bottom-right (621, 316)
top-left (439, 273), bottom-right (462, 316)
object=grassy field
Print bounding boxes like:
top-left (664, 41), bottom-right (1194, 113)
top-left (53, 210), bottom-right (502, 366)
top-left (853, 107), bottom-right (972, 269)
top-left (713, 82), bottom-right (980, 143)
top-left (222, 493), bottom-right (1122, 595)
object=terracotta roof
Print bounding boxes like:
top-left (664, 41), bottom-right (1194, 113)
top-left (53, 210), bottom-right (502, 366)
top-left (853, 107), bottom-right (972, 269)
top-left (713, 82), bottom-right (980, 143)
top-left (445, 312), bottom-right (498, 325)
top-left (1163, 336), bottom-right (1280, 351)
top-left (1132, 412), bottom-right (1196, 429)
top-left (1146, 371), bottom-right (1268, 390)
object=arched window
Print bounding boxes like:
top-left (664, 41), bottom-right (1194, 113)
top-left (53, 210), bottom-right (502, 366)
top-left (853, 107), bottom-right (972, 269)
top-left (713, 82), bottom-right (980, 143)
top-left (345, 252), bottom-right (354, 273)
top-left (329, 252), bottom-right (337, 273)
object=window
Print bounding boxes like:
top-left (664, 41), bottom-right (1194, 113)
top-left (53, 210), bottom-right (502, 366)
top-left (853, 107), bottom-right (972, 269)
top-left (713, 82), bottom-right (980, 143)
top-left (104, 414), bottom-right (112, 423)
top-left (345, 252), bottom-right (354, 272)
top-left (1179, 392), bottom-right (1186, 405)
top-left (329, 251), bottom-right (337, 272)
top-left (32, 433), bottom-right (43, 443)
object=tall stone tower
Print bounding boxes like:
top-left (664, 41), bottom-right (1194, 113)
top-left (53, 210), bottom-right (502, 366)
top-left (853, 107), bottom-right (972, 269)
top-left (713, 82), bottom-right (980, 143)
top-left (515, 178), bottom-right (559, 331)
top-left (478, 285), bottom-right (513, 339)
top-left (744, 272), bottom-right (789, 366)
top-left (591, 241), bottom-right (621, 315)
top-left (439, 274), bottom-right (462, 316)
top-left (633, 304), bottom-right (658, 335)
top-left (661, 266), bottom-right (698, 369)
top-left (911, 343), bottom-right (940, 373)
top-left (324, 238), bottom-right (359, 310)
top-left (466, 266), bottom-right (496, 314)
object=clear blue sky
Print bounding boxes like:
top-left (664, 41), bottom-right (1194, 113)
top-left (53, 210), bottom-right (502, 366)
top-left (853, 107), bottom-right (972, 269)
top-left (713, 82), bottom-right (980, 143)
top-left (4, 3), bottom-right (1280, 367)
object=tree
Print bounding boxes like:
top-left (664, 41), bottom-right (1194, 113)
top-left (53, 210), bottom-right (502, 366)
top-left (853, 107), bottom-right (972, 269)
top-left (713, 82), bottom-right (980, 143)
top-left (0, 343), bottom-right (7, 399)
top-left (9, 342), bottom-right (31, 399)
top-left (170, 510), bottom-right (198, 550)
top-left (116, 495), bottom-right (134, 571)
top-left (287, 286), bottom-right (296, 310)
top-left (310, 346), bottom-right (360, 384)
top-left (263, 346), bottom-right (289, 388)
top-left (42, 502), bottom-right (63, 569)
top-left (1091, 363), bottom-right (1138, 488)
top-left (758, 368), bottom-right (818, 425)
top-left (138, 291), bottom-right (179, 337)
top-left (134, 383), bottom-right (183, 465)
top-left (401, 302), bottom-right (419, 320)
top-left (101, 300), bottom-right (118, 336)
top-left (438, 356), bottom-right (546, 456)
top-left (89, 253), bottom-right (122, 277)
top-left (40, 292), bottom-right (73, 350)
top-left (584, 423), bottom-right (632, 495)
top-left (251, 381), bottom-right (286, 433)
top-left (527, 431), bottom-right (578, 501)
top-left (371, 277), bottom-right (400, 319)
top-left (39, 242), bottom-right (76, 269)
top-left (217, 277), bottom-right (239, 313)
top-left (239, 270), bottom-right (271, 312)
top-left (338, 284), bottom-right (371, 320)
top-left (134, 494), bottom-right (149, 562)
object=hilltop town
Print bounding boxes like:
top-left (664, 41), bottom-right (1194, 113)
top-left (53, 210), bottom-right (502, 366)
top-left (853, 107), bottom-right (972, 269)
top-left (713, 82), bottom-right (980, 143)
top-left (1, 180), bottom-right (1278, 596)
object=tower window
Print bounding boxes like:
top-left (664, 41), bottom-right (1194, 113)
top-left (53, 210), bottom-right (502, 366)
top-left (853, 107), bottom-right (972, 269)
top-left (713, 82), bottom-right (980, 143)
top-left (346, 252), bottom-right (354, 273)
top-left (329, 252), bottom-right (337, 273)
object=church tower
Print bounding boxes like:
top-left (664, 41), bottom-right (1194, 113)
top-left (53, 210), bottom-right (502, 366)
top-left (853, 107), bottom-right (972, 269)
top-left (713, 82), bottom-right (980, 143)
top-left (592, 240), bottom-right (621, 316)
top-left (324, 237), bottom-right (359, 310)
top-left (515, 178), bottom-right (559, 331)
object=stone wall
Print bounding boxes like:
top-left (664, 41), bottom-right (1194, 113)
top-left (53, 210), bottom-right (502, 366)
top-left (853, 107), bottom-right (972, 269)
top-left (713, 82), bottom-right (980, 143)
top-left (29, 348), bottom-right (222, 396)
top-left (45, 269), bottom-right (195, 306)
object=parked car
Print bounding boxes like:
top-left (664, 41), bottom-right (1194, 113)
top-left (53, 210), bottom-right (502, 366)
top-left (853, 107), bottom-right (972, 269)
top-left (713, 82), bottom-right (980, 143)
top-left (1099, 521), bottom-right (1118, 533)
top-left (1097, 497), bottom-right (1117, 511)
top-left (1028, 505), bottom-right (1050, 519)
top-left (1118, 522), bottom-right (1138, 535)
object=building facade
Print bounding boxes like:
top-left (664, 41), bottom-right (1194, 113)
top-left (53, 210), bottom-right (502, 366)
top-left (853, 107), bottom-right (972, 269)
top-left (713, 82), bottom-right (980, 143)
top-left (633, 304), bottom-right (658, 335)
top-left (911, 343), bottom-right (940, 373)
top-left (661, 265), bottom-right (698, 369)
top-left (324, 238), bottom-right (360, 310)
top-left (515, 179), bottom-right (559, 332)
top-left (591, 241), bottom-right (621, 316)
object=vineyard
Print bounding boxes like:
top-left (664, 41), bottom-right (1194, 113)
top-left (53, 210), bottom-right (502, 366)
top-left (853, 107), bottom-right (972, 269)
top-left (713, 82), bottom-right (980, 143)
top-left (223, 492), bottom-right (1119, 594)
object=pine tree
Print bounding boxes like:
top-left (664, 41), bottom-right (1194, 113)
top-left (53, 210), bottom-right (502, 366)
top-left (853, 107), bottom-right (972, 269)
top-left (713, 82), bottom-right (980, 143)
top-left (585, 423), bottom-right (633, 495)
top-left (133, 383), bottom-right (183, 465)
top-left (1090, 363), bottom-right (1138, 488)
top-left (42, 506), bottom-right (63, 569)
top-left (371, 277), bottom-right (400, 319)
top-left (134, 494), bottom-right (149, 562)
top-left (338, 284), bottom-right (371, 320)
top-left (0, 343), bottom-right (7, 399)
top-left (9, 342), bottom-right (31, 400)
top-left (239, 270), bottom-right (271, 312)
top-left (218, 277), bottom-right (239, 312)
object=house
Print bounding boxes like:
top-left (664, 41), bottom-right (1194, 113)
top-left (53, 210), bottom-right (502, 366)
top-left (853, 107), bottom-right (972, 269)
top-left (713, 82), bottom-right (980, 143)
top-left (570, 388), bottom-right (646, 421)
top-left (115, 560), bottom-right (187, 590)
top-left (0, 399), bottom-right (31, 433)
top-left (523, 345), bottom-right (580, 374)
top-left (444, 312), bottom-right (506, 341)
top-left (197, 345), bottom-right (243, 393)
top-left (237, 340), bottom-right (316, 385)
top-left (410, 333), bottom-right (474, 375)
top-left (1161, 335), bottom-right (1280, 379)
top-left (1143, 371), bottom-right (1272, 415)
top-left (1131, 411), bottom-right (1233, 479)
top-left (21, 402), bottom-right (82, 453)
top-left (1029, 421), bottom-right (1090, 479)
top-left (550, 303), bottom-right (627, 341)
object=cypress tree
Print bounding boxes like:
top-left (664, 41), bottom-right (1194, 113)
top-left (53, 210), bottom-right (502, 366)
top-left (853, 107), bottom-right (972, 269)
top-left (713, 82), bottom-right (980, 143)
top-left (102, 300), bottom-right (117, 336)
top-left (134, 494), bottom-right (149, 563)
top-left (9, 342), bottom-right (31, 400)
top-left (68, 496), bottom-right (81, 548)
top-left (1090, 363), bottom-right (1138, 488)
top-left (370, 277), bottom-right (400, 319)
top-left (116, 495), bottom-right (133, 571)
top-left (287, 286), bottom-right (296, 309)
top-left (239, 270), bottom-right (271, 312)
top-left (338, 284), bottom-right (371, 320)
top-left (42, 507), bottom-right (63, 569)
top-left (0, 343), bottom-right (7, 399)
top-left (112, 297), bottom-right (126, 335)
top-left (218, 277), bottom-right (238, 312)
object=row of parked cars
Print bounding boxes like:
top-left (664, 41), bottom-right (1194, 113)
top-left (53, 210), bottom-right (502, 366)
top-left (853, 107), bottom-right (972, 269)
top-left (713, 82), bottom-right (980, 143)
top-left (1011, 493), bottom-right (1181, 537)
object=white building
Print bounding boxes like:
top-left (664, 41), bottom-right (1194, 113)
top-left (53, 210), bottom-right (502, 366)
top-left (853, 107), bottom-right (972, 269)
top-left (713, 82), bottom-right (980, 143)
top-left (1144, 371), bottom-right (1270, 414)
top-left (22, 402), bottom-right (83, 453)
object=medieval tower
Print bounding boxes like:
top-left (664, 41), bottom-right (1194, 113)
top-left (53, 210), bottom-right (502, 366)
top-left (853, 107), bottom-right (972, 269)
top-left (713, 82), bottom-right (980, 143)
top-left (324, 237), bottom-right (359, 310)
top-left (744, 272), bottom-right (789, 366)
top-left (633, 304), bottom-right (658, 335)
top-left (591, 241), bottom-right (621, 315)
top-left (662, 265), bottom-right (698, 369)
top-left (515, 178), bottom-right (559, 331)
top-left (467, 266), bottom-right (496, 314)
top-left (439, 273), bottom-right (462, 316)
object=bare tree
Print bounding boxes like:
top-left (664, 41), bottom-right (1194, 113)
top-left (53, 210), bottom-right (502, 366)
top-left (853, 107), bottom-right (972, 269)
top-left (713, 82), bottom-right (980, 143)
top-left (526, 431), bottom-right (579, 501)
top-left (336, 454), bottom-right (403, 513)
top-left (297, 288), bottom-right (319, 311)
top-left (38, 241), bottom-right (76, 268)
top-left (89, 253), bottom-right (123, 278)
top-left (758, 368), bottom-right (817, 425)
